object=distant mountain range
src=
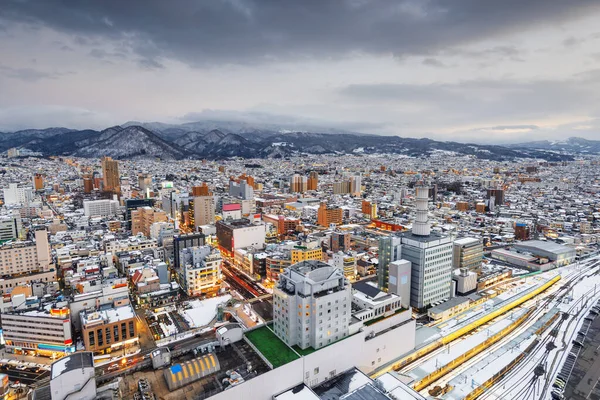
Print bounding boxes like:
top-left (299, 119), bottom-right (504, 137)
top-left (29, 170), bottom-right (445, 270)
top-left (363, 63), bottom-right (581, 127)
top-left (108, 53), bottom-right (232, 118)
top-left (0, 121), bottom-right (589, 161)
top-left (509, 137), bottom-right (600, 155)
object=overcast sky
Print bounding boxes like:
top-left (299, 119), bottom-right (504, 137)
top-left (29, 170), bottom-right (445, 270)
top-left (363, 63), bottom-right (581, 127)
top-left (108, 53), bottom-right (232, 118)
top-left (1, 0), bottom-right (600, 143)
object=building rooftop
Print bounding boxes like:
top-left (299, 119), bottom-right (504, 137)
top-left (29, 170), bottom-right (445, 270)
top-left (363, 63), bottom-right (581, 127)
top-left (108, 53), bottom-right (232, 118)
top-left (513, 240), bottom-right (575, 255)
top-left (51, 351), bottom-right (94, 379)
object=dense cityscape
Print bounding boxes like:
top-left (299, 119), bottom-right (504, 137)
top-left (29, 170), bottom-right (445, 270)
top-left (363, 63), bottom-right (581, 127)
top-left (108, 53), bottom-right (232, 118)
top-left (0, 150), bottom-right (595, 400)
top-left (3, 1), bottom-right (600, 400)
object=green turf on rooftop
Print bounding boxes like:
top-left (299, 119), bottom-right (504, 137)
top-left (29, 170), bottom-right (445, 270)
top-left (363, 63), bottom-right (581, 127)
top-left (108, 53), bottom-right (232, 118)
top-left (245, 326), bottom-right (300, 368)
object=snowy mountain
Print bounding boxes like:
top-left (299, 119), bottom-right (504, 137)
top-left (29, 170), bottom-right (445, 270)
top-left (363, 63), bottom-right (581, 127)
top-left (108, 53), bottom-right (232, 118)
top-left (0, 122), bottom-right (577, 161)
top-left (70, 125), bottom-right (188, 160)
top-left (511, 137), bottom-right (600, 154)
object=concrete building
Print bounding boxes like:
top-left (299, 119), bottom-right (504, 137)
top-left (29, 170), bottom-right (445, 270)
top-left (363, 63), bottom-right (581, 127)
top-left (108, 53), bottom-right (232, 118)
top-left (453, 268), bottom-right (478, 295)
top-left (388, 259), bottom-right (412, 309)
top-left (80, 304), bottom-right (137, 354)
top-left (352, 281), bottom-right (405, 323)
top-left (215, 218), bottom-right (266, 257)
top-left (512, 240), bottom-right (576, 267)
top-left (131, 206), bottom-right (168, 238)
top-left (83, 199), bottom-right (119, 217)
top-left (2, 183), bottom-right (33, 206)
top-left (290, 242), bottom-right (323, 264)
top-left (377, 235), bottom-right (402, 290)
top-left (125, 198), bottom-right (155, 229)
top-left (273, 260), bottom-right (352, 350)
top-left (401, 186), bottom-right (453, 309)
top-left (101, 156), bottom-right (120, 194)
top-left (229, 179), bottom-right (254, 200)
top-left (307, 171), bottom-right (318, 191)
top-left (173, 233), bottom-right (206, 269)
top-left (290, 174), bottom-right (308, 193)
top-left (452, 237), bottom-right (483, 270)
top-left (50, 352), bottom-right (96, 400)
top-left (331, 251), bottom-right (357, 279)
top-left (0, 216), bottom-right (19, 242)
top-left (331, 231), bottom-right (351, 252)
top-left (33, 173), bottom-right (44, 191)
top-left (2, 306), bottom-right (74, 357)
top-left (317, 202), bottom-right (343, 227)
top-left (178, 245), bottom-right (222, 296)
top-left (190, 195), bottom-right (215, 228)
top-left (0, 229), bottom-right (53, 294)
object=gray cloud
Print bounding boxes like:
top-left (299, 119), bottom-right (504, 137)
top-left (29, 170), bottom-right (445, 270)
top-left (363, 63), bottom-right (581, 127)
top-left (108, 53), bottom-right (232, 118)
top-left (422, 58), bottom-right (447, 68)
top-left (137, 58), bottom-right (164, 70)
top-left (486, 125), bottom-right (539, 131)
top-left (1, 0), bottom-right (599, 66)
top-left (0, 65), bottom-right (67, 82)
top-left (339, 70), bottom-right (600, 128)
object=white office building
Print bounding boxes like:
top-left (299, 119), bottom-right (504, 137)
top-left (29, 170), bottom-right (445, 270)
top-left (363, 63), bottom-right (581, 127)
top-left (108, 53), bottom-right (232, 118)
top-left (401, 185), bottom-right (453, 309)
top-left (83, 199), bottom-right (119, 217)
top-left (3, 183), bottom-right (33, 206)
top-left (273, 260), bottom-right (352, 350)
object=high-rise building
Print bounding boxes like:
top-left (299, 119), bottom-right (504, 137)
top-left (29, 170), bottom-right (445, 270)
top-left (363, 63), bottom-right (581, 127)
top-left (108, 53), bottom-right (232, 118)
top-left (377, 235), bottom-right (402, 290)
top-left (178, 245), bottom-right (222, 296)
top-left (307, 171), bottom-right (318, 191)
top-left (2, 183), bottom-right (33, 205)
top-left (401, 185), bottom-right (453, 309)
top-left (273, 260), bottom-right (352, 350)
top-left (101, 156), bottom-right (120, 194)
top-left (131, 207), bottom-right (168, 238)
top-left (317, 202), bottom-right (343, 227)
top-left (452, 237), bottom-right (483, 270)
top-left (290, 174), bottom-right (308, 193)
top-left (350, 175), bottom-right (362, 195)
top-left (229, 179), bottom-right (254, 200)
top-left (189, 195), bottom-right (215, 229)
top-left (82, 174), bottom-right (94, 194)
top-left (33, 173), bottom-right (44, 191)
top-left (487, 188), bottom-right (505, 206)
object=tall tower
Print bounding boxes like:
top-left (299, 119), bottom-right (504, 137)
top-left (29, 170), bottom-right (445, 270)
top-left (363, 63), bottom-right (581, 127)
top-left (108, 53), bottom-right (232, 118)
top-left (412, 185), bottom-right (430, 236)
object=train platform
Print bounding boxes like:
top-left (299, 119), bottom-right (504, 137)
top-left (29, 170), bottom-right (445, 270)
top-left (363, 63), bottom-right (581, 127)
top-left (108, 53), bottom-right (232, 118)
top-left (444, 307), bottom-right (561, 400)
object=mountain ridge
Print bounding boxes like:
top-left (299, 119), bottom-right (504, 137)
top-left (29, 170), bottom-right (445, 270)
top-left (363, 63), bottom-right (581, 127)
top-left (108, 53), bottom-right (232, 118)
top-left (0, 122), bottom-right (584, 161)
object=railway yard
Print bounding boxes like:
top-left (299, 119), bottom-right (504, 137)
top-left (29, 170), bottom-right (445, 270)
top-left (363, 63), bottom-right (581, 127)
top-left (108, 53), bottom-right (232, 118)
top-left (372, 255), bottom-right (600, 400)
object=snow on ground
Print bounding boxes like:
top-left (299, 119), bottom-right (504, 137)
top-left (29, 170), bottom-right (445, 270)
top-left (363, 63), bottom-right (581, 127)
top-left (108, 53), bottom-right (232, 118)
top-left (408, 309), bottom-right (527, 381)
top-left (181, 294), bottom-right (232, 328)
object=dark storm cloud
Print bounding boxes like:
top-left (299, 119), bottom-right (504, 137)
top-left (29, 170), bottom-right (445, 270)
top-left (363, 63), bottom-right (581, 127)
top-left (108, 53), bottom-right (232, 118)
top-left (1, 0), bottom-right (599, 66)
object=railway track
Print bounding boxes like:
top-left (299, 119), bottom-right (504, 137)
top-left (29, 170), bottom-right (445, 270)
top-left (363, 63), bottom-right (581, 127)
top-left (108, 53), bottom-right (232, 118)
top-left (475, 260), bottom-right (600, 400)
